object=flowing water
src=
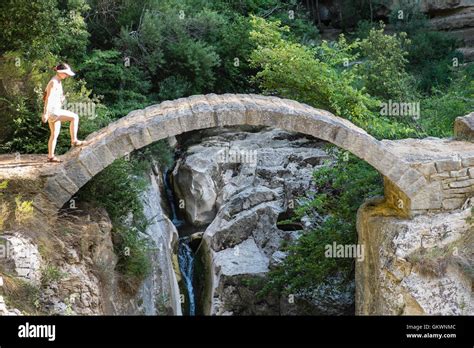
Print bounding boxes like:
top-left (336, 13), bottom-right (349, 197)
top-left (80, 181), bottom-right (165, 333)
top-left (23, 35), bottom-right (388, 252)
top-left (177, 237), bottom-right (196, 315)
top-left (162, 168), bottom-right (196, 315)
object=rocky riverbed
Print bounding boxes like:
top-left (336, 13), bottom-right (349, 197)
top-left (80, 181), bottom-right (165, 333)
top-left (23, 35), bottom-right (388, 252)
top-left (171, 126), bottom-right (355, 315)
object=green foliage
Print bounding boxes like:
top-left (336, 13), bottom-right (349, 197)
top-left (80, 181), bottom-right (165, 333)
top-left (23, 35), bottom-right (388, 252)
top-left (419, 71), bottom-right (474, 137)
top-left (406, 31), bottom-right (462, 93)
top-left (359, 23), bottom-right (416, 101)
top-left (0, 0), bottom-right (89, 60)
top-left (1, 275), bottom-right (41, 315)
top-left (0, 51), bottom-right (107, 154)
top-left (133, 139), bottom-right (175, 171)
top-left (388, 0), bottom-right (429, 35)
top-left (265, 151), bottom-right (383, 295)
top-left (0, 0), bottom-right (60, 56)
top-left (78, 157), bottom-right (153, 285)
top-left (41, 265), bottom-right (67, 286)
top-left (79, 158), bottom-right (147, 225)
top-left (113, 1), bottom-right (222, 97)
top-left (114, 225), bottom-right (151, 289)
top-left (249, 16), bottom-right (419, 139)
top-left (79, 49), bottom-right (151, 119)
top-left (249, 16), bottom-right (377, 124)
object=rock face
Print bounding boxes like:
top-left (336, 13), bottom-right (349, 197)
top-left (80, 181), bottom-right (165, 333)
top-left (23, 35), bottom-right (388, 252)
top-left (0, 163), bottom-right (182, 316)
top-left (173, 127), bottom-right (354, 315)
top-left (0, 234), bottom-right (42, 286)
top-left (173, 127), bottom-right (329, 227)
top-left (39, 207), bottom-right (117, 315)
top-left (357, 198), bottom-right (473, 315)
top-left (137, 166), bottom-right (182, 315)
top-left (317, 0), bottom-right (474, 61)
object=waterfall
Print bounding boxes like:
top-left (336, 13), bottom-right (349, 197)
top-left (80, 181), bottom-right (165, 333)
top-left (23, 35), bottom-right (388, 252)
top-left (163, 169), bottom-right (184, 228)
top-left (178, 237), bottom-right (196, 315)
top-left (162, 168), bottom-right (196, 315)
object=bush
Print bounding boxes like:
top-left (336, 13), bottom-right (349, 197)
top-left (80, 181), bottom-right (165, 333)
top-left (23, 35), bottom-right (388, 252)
top-left (78, 156), bottom-right (153, 287)
top-left (249, 16), bottom-right (420, 140)
top-left (419, 70), bottom-right (474, 137)
top-left (359, 23), bottom-right (416, 101)
top-left (79, 49), bottom-right (152, 119)
top-left (265, 151), bottom-right (383, 295)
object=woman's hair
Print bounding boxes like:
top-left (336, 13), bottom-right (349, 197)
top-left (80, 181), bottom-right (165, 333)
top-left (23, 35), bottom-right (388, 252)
top-left (53, 63), bottom-right (68, 71)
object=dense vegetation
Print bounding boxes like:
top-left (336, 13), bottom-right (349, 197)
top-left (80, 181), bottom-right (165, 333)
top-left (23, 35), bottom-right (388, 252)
top-left (0, 0), bottom-right (472, 297)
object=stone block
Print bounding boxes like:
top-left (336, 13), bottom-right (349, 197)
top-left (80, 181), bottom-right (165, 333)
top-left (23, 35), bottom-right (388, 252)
top-left (435, 159), bottom-right (462, 173)
top-left (92, 143), bottom-right (115, 169)
top-left (205, 94), bottom-right (247, 127)
top-left (187, 95), bottom-right (217, 130)
top-left (105, 131), bottom-right (134, 159)
top-left (53, 170), bottom-right (79, 195)
top-left (415, 162), bottom-right (437, 177)
top-left (78, 149), bottom-right (106, 177)
top-left (410, 181), bottom-right (443, 211)
top-left (152, 114), bottom-right (184, 139)
top-left (43, 178), bottom-right (73, 208)
top-left (442, 198), bottom-right (465, 210)
top-left (63, 160), bottom-right (93, 190)
top-left (454, 112), bottom-right (474, 141)
top-left (450, 168), bottom-right (468, 177)
top-left (448, 179), bottom-right (474, 188)
top-left (461, 156), bottom-right (474, 167)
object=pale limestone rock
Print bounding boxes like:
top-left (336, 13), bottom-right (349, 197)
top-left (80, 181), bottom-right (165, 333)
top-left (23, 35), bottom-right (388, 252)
top-left (357, 199), bottom-right (473, 315)
top-left (137, 169), bottom-right (182, 315)
top-left (0, 233), bottom-right (42, 285)
top-left (214, 238), bottom-right (269, 276)
top-left (178, 127), bottom-right (353, 315)
top-left (455, 112), bottom-right (474, 141)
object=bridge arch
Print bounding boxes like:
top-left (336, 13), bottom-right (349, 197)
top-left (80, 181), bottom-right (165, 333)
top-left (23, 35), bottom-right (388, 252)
top-left (39, 94), bottom-right (427, 213)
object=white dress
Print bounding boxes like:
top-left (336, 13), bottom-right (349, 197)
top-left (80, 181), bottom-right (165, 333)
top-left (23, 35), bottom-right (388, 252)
top-left (45, 78), bottom-right (75, 121)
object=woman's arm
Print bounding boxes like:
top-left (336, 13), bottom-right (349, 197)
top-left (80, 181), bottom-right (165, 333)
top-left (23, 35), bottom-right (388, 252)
top-left (42, 81), bottom-right (53, 123)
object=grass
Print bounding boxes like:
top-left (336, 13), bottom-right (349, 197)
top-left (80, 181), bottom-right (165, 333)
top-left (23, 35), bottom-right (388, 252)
top-left (14, 195), bottom-right (34, 225)
top-left (407, 230), bottom-right (474, 279)
top-left (1, 270), bottom-right (41, 315)
top-left (41, 264), bottom-right (67, 286)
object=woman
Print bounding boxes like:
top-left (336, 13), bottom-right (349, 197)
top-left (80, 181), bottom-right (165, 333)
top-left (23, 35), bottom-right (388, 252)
top-left (42, 63), bottom-right (86, 163)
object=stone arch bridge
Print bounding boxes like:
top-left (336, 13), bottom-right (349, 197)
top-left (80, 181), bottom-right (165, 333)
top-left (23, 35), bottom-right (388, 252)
top-left (1, 94), bottom-right (474, 216)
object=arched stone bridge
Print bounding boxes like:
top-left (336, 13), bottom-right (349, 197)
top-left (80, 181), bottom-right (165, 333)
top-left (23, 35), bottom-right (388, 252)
top-left (1, 94), bottom-right (474, 216)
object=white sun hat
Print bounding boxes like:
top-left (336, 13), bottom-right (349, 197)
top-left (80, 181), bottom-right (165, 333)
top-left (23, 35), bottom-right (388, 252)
top-left (57, 63), bottom-right (76, 76)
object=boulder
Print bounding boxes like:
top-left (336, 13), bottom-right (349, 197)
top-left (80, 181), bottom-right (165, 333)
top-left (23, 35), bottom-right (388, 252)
top-left (454, 112), bottom-right (474, 141)
top-left (174, 127), bottom-right (356, 315)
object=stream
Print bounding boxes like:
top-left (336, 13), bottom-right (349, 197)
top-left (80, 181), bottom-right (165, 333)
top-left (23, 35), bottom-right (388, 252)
top-left (163, 168), bottom-right (196, 316)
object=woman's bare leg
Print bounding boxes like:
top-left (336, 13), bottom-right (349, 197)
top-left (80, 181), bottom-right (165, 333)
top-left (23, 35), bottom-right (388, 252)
top-left (55, 111), bottom-right (79, 143)
top-left (48, 120), bottom-right (62, 158)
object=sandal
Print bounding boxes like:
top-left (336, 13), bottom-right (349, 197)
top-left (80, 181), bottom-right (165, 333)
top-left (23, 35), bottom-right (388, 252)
top-left (71, 140), bottom-right (87, 147)
top-left (47, 156), bottom-right (62, 163)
